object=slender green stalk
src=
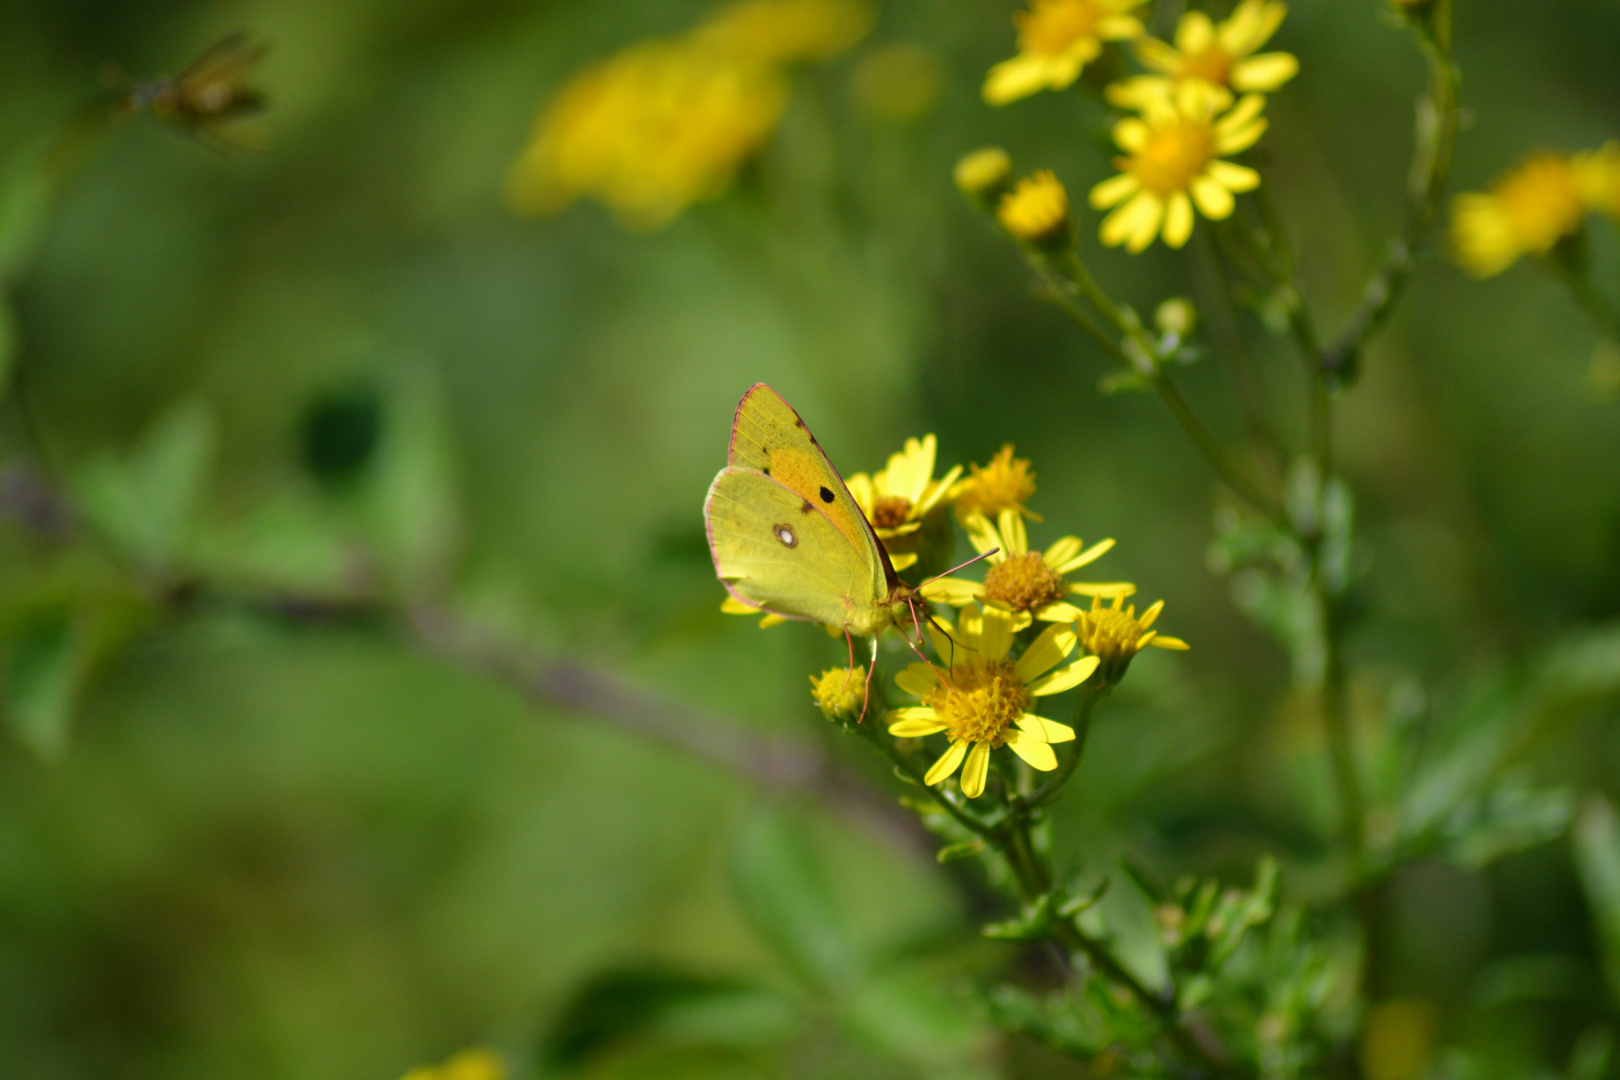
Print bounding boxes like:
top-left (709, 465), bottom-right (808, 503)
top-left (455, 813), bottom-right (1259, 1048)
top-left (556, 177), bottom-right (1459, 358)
top-left (1027, 684), bottom-right (1104, 807)
top-left (1321, 0), bottom-right (1459, 380)
top-left (858, 724), bottom-right (997, 840)
top-left (1028, 250), bottom-right (1282, 519)
top-left (1545, 253), bottom-right (1620, 345)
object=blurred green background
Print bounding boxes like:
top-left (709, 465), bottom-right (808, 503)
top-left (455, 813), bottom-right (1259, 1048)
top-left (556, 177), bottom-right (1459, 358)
top-left (2, 0), bottom-right (1620, 1077)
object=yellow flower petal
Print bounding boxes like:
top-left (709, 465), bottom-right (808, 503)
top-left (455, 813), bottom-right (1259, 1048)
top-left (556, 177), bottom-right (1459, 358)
top-left (1176, 10), bottom-right (1216, 53)
top-left (920, 576), bottom-right (984, 606)
top-left (1015, 622), bottom-right (1078, 682)
top-left (913, 464), bottom-right (964, 517)
top-left (1113, 117), bottom-right (1152, 153)
top-left (979, 607), bottom-right (1015, 662)
top-left (1027, 654), bottom-right (1100, 696)
top-left (998, 508), bottom-right (1028, 557)
top-left (1231, 52), bottom-right (1298, 92)
top-left (1019, 713), bottom-right (1076, 743)
top-left (721, 596), bottom-right (760, 614)
top-left (888, 551), bottom-right (919, 570)
top-left (1139, 599), bottom-right (1165, 628)
top-left (1096, 14), bottom-right (1145, 40)
top-left (1124, 194), bottom-right (1164, 252)
top-left (928, 617), bottom-right (959, 661)
top-left (1190, 174), bottom-right (1235, 219)
top-left (1043, 536), bottom-right (1083, 568)
top-left (1207, 159), bottom-right (1260, 191)
top-left (1215, 119), bottom-right (1268, 155)
top-left (1100, 190), bottom-right (1160, 249)
top-left (1035, 601), bottom-right (1086, 622)
top-left (845, 472), bottom-right (874, 513)
top-left (896, 663), bottom-right (941, 698)
top-left (982, 53), bottom-right (1051, 105)
top-left (1005, 728), bottom-right (1059, 770)
top-left (1067, 581), bottom-right (1137, 598)
top-left (963, 513), bottom-right (1006, 561)
top-left (960, 742), bottom-right (991, 797)
top-left (887, 709), bottom-right (949, 737)
top-left (1215, 92), bottom-right (1266, 134)
top-left (1054, 537), bottom-right (1114, 573)
top-left (1150, 634), bottom-right (1191, 650)
top-left (958, 605), bottom-right (984, 649)
top-left (1163, 190), bottom-right (1195, 247)
top-left (925, 739), bottom-right (969, 785)
top-left (1134, 37), bottom-right (1180, 74)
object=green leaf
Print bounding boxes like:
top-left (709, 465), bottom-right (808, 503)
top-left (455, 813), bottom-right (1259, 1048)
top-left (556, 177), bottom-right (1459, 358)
top-left (360, 369), bottom-right (460, 594)
top-left (537, 965), bottom-right (794, 1073)
top-left (3, 607), bottom-right (89, 760)
top-left (75, 399), bottom-right (215, 569)
top-left (0, 298), bottom-right (16, 399)
top-left (0, 144), bottom-right (57, 284)
top-left (1574, 797), bottom-right (1620, 1001)
top-left (729, 808), bottom-right (862, 991)
top-left (845, 968), bottom-right (992, 1078)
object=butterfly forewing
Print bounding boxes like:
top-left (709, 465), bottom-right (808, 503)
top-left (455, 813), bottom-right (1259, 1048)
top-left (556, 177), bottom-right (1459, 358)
top-left (726, 383), bottom-right (898, 589)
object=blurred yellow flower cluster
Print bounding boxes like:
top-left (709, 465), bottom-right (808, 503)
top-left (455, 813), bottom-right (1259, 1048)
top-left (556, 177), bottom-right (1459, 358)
top-left (983, 0), bottom-right (1297, 253)
top-left (400, 1048), bottom-right (505, 1080)
top-left (1450, 142), bottom-right (1620, 277)
top-left (507, 0), bottom-right (871, 229)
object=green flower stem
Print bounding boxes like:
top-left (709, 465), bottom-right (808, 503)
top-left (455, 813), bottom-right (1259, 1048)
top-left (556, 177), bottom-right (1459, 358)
top-left (1315, 581), bottom-right (1364, 860)
top-left (858, 723), bottom-right (998, 840)
top-left (1545, 252), bottom-right (1620, 345)
top-left (1026, 249), bottom-right (1283, 519)
top-left (1322, 0), bottom-right (1459, 380)
top-left (1026, 680), bottom-right (1106, 808)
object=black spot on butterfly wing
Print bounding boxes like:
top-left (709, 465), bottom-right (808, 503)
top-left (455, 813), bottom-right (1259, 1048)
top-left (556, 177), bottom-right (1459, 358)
top-left (818, 486), bottom-right (834, 503)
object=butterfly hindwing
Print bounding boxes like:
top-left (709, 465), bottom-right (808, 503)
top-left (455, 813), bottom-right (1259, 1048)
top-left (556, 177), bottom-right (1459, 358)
top-left (706, 467), bottom-right (892, 634)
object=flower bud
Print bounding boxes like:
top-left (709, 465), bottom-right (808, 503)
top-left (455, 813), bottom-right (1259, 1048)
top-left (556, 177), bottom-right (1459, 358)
top-left (810, 666), bottom-right (865, 723)
top-left (997, 170), bottom-right (1072, 253)
top-left (1155, 297), bottom-right (1198, 339)
top-left (954, 147), bottom-right (1014, 211)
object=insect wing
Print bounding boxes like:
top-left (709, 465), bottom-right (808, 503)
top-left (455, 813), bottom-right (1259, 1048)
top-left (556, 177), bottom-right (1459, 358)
top-left (705, 467), bottom-right (882, 630)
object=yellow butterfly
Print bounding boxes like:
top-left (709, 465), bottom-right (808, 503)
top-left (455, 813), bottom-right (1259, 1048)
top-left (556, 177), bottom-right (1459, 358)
top-left (705, 384), bottom-right (915, 645)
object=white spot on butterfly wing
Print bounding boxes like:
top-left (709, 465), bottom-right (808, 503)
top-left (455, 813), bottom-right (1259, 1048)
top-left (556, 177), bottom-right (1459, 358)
top-left (774, 524), bottom-right (798, 547)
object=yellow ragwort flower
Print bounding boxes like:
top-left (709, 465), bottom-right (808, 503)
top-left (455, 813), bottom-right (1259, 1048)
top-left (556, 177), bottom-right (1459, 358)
top-left (811, 665), bottom-right (866, 721)
top-left (983, 0), bottom-right (1147, 106)
top-left (846, 435), bottom-right (963, 570)
top-left (1108, 0), bottom-right (1298, 110)
top-left (922, 509), bottom-right (1134, 627)
top-left (1450, 151), bottom-right (1587, 278)
top-left (886, 606), bottom-right (1098, 797)
top-left (998, 170), bottom-right (1073, 250)
top-left (952, 444), bottom-right (1040, 522)
top-left (696, 0), bottom-right (873, 64)
top-left (1090, 84), bottom-right (1267, 252)
top-left (507, 0), bottom-right (869, 230)
top-left (507, 38), bottom-right (787, 229)
top-left (1575, 140), bottom-right (1620, 220)
top-left (1075, 594), bottom-right (1188, 682)
top-left (401, 1048), bottom-right (506, 1080)
top-left (956, 147), bottom-right (1015, 205)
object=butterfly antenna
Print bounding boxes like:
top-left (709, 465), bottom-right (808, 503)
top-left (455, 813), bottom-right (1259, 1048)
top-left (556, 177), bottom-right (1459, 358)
top-left (917, 547), bottom-right (999, 592)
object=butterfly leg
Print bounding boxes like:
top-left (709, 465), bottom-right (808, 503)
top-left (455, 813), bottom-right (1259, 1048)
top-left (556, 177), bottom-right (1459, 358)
top-left (857, 634), bottom-right (879, 724)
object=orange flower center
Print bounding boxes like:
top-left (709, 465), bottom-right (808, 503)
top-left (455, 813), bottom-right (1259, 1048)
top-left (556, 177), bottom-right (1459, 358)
top-left (984, 552), bottom-right (1066, 612)
top-left (1077, 608), bottom-right (1147, 660)
top-left (1125, 119), bottom-right (1215, 197)
top-left (1177, 47), bottom-right (1232, 85)
top-left (1016, 0), bottom-right (1102, 57)
top-left (872, 495), bottom-right (913, 529)
top-left (923, 659), bottom-right (1028, 745)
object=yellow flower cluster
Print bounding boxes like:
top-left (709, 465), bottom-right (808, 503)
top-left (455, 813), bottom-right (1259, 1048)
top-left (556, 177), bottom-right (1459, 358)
top-left (507, 0), bottom-right (871, 229)
top-left (982, 0), bottom-right (1298, 253)
top-left (719, 436), bottom-right (1188, 800)
top-left (1450, 142), bottom-right (1620, 278)
top-left (400, 1048), bottom-right (505, 1080)
top-left (887, 450), bottom-right (1186, 798)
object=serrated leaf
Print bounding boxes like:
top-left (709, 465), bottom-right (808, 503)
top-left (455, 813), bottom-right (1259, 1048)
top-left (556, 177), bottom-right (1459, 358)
top-left (729, 809), bottom-right (861, 991)
top-left (75, 399), bottom-right (215, 569)
top-left (4, 607), bottom-right (89, 760)
top-left (1574, 797), bottom-right (1620, 1000)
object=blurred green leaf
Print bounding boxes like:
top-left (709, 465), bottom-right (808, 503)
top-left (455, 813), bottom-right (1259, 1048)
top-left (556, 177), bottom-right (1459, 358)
top-left (538, 966), bottom-right (794, 1074)
top-left (729, 808), bottom-right (862, 992)
top-left (360, 370), bottom-right (460, 595)
top-left (0, 144), bottom-right (55, 284)
top-left (0, 298), bottom-right (16, 396)
top-left (845, 967), bottom-right (993, 1080)
top-left (1574, 797), bottom-right (1620, 1001)
top-left (1568, 1025), bottom-right (1612, 1080)
top-left (3, 606), bottom-right (89, 760)
top-left (74, 398), bottom-right (215, 570)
